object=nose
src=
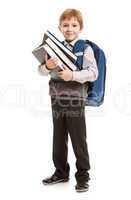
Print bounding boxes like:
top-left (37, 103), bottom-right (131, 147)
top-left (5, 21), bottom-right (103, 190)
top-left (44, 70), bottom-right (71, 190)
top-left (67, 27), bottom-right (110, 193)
top-left (67, 25), bottom-right (73, 31)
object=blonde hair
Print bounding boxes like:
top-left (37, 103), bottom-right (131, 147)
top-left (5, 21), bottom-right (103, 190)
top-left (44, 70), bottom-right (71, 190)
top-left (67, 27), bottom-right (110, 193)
top-left (59, 9), bottom-right (84, 30)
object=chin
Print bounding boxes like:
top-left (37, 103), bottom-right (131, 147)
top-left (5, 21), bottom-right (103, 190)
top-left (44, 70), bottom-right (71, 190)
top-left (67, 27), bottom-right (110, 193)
top-left (66, 37), bottom-right (76, 42)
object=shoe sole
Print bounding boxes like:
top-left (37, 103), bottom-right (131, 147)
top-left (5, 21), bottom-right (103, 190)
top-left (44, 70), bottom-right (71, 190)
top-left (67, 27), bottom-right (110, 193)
top-left (42, 178), bottom-right (69, 185)
top-left (76, 188), bottom-right (89, 192)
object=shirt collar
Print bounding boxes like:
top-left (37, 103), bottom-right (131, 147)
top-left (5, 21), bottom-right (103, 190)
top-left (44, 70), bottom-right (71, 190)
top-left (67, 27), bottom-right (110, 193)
top-left (64, 37), bottom-right (79, 47)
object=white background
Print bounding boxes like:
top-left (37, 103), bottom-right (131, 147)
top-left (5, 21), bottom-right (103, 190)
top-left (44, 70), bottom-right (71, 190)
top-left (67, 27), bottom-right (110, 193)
top-left (0, 0), bottom-right (131, 199)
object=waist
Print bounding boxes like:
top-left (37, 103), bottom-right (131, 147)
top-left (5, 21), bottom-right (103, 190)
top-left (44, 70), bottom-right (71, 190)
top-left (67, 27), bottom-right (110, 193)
top-left (49, 78), bottom-right (88, 99)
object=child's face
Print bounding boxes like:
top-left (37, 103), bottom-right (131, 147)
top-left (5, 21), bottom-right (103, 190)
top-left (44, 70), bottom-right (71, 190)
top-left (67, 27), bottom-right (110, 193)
top-left (59, 17), bottom-right (82, 42)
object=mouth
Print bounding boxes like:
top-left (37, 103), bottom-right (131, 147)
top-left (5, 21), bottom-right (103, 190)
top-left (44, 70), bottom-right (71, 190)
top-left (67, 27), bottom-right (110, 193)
top-left (65, 32), bottom-right (73, 35)
top-left (65, 34), bottom-right (74, 38)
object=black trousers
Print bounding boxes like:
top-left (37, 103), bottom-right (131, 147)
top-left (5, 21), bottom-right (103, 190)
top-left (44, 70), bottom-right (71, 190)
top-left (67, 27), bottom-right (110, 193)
top-left (51, 97), bottom-right (90, 183)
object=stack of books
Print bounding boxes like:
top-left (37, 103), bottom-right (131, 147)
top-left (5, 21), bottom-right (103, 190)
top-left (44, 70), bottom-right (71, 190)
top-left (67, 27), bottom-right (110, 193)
top-left (32, 30), bottom-right (77, 71)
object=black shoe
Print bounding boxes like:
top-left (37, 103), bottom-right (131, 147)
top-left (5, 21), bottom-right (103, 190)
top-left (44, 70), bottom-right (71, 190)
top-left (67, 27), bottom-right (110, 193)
top-left (75, 182), bottom-right (89, 192)
top-left (42, 174), bottom-right (69, 185)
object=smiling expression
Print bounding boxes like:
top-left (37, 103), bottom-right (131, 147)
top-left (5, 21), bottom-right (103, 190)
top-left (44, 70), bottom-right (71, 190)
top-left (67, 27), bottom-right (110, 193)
top-left (59, 17), bottom-right (82, 42)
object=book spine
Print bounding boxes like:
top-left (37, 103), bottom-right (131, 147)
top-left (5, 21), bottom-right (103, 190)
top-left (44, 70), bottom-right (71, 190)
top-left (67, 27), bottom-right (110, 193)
top-left (45, 38), bottom-right (77, 71)
top-left (46, 31), bottom-right (77, 61)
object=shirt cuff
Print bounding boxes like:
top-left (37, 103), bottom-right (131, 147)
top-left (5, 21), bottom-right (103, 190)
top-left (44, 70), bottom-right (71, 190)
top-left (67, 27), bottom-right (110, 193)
top-left (39, 64), bottom-right (50, 73)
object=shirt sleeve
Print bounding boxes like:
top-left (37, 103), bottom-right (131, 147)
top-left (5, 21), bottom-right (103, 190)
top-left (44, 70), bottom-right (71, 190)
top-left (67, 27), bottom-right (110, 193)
top-left (72, 45), bottom-right (98, 84)
top-left (38, 64), bottom-right (51, 76)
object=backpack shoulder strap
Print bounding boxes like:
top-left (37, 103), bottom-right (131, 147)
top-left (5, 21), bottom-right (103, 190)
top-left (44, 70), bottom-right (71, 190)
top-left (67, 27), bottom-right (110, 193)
top-left (72, 39), bottom-right (88, 70)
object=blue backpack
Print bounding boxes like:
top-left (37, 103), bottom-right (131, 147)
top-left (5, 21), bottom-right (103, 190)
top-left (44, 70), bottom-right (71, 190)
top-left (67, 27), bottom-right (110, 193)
top-left (72, 40), bottom-right (106, 107)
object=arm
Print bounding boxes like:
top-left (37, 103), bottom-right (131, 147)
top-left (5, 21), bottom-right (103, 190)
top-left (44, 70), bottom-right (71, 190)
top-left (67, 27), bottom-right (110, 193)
top-left (38, 63), bottom-right (51, 76)
top-left (72, 45), bottom-right (98, 84)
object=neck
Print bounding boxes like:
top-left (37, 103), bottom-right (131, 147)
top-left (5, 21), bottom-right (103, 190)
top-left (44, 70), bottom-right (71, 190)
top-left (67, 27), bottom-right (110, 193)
top-left (65, 40), bottom-right (73, 43)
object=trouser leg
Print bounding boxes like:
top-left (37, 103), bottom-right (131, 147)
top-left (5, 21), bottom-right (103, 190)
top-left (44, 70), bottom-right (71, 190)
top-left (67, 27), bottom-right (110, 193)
top-left (51, 98), bottom-right (70, 178)
top-left (66, 99), bottom-right (90, 183)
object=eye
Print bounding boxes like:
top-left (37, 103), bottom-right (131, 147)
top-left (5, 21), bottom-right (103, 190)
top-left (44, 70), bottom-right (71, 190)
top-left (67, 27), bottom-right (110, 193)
top-left (73, 24), bottom-right (77, 27)
top-left (63, 24), bottom-right (68, 27)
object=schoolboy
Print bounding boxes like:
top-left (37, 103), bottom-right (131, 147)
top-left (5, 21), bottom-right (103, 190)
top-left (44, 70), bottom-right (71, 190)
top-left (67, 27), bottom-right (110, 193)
top-left (39, 9), bottom-right (98, 192)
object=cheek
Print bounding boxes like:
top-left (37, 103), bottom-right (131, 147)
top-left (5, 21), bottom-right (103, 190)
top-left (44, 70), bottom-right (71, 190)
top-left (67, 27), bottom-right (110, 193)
top-left (61, 26), bottom-right (67, 30)
top-left (76, 30), bottom-right (81, 35)
top-left (60, 26), bottom-right (66, 33)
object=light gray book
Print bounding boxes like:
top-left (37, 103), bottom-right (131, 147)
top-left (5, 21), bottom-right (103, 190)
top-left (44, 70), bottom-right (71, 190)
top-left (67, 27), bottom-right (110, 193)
top-left (32, 43), bottom-right (46, 64)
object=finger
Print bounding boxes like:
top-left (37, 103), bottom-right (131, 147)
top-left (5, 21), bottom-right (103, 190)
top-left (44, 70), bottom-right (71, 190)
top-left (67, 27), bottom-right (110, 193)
top-left (63, 65), bottom-right (70, 71)
top-left (58, 74), bottom-right (62, 78)
top-left (51, 58), bottom-right (58, 65)
top-left (61, 64), bottom-right (67, 70)
top-left (54, 61), bottom-right (58, 66)
top-left (58, 72), bottom-right (62, 76)
top-left (59, 65), bottom-right (64, 70)
top-left (58, 68), bottom-right (63, 72)
top-left (52, 57), bottom-right (58, 62)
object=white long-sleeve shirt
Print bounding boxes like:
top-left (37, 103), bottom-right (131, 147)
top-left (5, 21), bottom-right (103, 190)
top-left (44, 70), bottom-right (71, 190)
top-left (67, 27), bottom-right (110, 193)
top-left (38, 38), bottom-right (98, 83)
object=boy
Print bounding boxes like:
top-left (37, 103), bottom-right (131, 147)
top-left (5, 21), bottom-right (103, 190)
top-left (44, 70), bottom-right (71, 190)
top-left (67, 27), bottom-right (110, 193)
top-left (39, 9), bottom-right (98, 192)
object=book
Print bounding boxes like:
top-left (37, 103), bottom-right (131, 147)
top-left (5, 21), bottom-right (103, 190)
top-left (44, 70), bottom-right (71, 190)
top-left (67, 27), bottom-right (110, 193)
top-left (45, 30), bottom-right (77, 62)
top-left (45, 37), bottom-right (77, 71)
top-left (32, 43), bottom-right (64, 70)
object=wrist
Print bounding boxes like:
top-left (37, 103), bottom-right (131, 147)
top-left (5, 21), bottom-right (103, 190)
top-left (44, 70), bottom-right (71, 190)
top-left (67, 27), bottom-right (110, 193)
top-left (45, 64), bottom-right (51, 70)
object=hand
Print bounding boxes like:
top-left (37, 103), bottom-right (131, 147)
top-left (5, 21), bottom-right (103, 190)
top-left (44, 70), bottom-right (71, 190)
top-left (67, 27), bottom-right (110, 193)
top-left (45, 54), bottom-right (58, 70)
top-left (58, 65), bottom-right (73, 81)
